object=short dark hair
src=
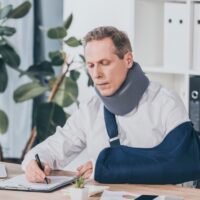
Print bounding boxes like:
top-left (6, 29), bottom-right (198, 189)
top-left (83, 26), bottom-right (132, 59)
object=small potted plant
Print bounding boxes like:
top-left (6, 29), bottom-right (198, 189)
top-left (70, 176), bottom-right (88, 200)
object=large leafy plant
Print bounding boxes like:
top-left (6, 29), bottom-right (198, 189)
top-left (13, 13), bottom-right (92, 144)
top-left (0, 1), bottom-right (93, 161)
top-left (0, 1), bottom-right (31, 134)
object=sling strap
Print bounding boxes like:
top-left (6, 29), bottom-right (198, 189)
top-left (104, 106), bottom-right (120, 147)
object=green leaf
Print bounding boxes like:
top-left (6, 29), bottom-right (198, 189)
top-left (7, 1), bottom-right (31, 19)
top-left (70, 70), bottom-right (80, 81)
top-left (26, 61), bottom-right (54, 77)
top-left (0, 5), bottom-right (12, 19)
top-left (64, 13), bottom-right (73, 30)
top-left (0, 44), bottom-right (20, 68)
top-left (53, 77), bottom-right (78, 107)
top-left (87, 72), bottom-right (94, 87)
top-left (0, 59), bottom-right (8, 93)
top-left (0, 110), bottom-right (8, 134)
top-left (14, 82), bottom-right (48, 103)
top-left (47, 27), bottom-right (67, 39)
top-left (0, 39), bottom-right (7, 46)
top-left (36, 102), bottom-right (67, 142)
top-left (79, 54), bottom-right (86, 63)
top-left (48, 77), bottom-right (57, 90)
top-left (49, 51), bottom-right (65, 66)
top-left (0, 26), bottom-right (16, 36)
top-left (65, 37), bottom-right (81, 47)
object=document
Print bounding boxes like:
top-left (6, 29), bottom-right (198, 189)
top-left (0, 174), bottom-right (75, 192)
top-left (62, 184), bottom-right (109, 197)
top-left (100, 190), bottom-right (183, 200)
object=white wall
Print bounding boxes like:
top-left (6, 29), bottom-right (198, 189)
top-left (63, 0), bottom-right (134, 39)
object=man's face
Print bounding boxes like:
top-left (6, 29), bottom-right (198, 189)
top-left (85, 37), bottom-right (133, 96)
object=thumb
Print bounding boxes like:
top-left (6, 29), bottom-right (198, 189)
top-left (44, 163), bottom-right (51, 175)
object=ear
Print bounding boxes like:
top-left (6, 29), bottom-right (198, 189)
top-left (124, 52), bottom-right (133, 69)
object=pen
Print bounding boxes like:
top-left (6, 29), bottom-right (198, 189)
top-left (35, 154), bottom-right (48, 184)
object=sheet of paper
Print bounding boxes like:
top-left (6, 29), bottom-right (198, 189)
top-left (100, 191), bottom-right (183, 200)
top-left (0, 164), bottom-right (7, 178)
top-left (0, 174), bottom-right (75, 191)
top-left (62, 184), bottom-right (110, 197)
top-left (100, 190), bottom-right (139, 200)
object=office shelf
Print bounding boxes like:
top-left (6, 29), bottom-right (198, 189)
top-left (133, 0), bottom-right (200, 110)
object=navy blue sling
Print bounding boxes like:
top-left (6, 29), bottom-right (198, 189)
top-left (104, 106), bottom-right (120, 147)
top-left (94, 106), bottom-right (200, 184)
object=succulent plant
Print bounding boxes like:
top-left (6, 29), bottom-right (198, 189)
top-left (75, 176), bottom-right (85, 188)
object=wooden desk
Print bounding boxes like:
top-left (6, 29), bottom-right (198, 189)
top-left (1, 162), bottom-right (200, 199)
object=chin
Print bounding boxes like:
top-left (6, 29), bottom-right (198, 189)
top-left (99, 89), bottom-right (115, 97)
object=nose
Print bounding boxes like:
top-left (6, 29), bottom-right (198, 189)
top-left (93, 64), bottom-right (102, 79)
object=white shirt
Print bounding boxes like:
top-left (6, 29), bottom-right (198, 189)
top-left (22, 81), bottom-right (189, 171)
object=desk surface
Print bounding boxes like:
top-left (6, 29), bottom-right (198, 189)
top-left (1, 162), bottom-right (200, 200)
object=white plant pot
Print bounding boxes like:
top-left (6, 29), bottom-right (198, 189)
top-left (70, 187), bottom-right (89, 200)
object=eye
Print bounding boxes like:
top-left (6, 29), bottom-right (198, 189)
top-left (101, 60), bottom-right (110, 66)
top-left (87, 63), bottom-right (94, 68)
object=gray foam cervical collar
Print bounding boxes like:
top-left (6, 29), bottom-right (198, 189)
top-left (95, 62), bottom-right (150, 116)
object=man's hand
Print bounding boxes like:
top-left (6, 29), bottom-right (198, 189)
top-left (25, 160), bottom-right (51, 183)
top-left (77, 161), bottom-right (93, 179)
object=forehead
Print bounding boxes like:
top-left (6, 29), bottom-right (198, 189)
top-left (84, 38), bottom-right (116, 62)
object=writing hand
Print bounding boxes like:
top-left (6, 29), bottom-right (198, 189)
top-left (25, 160), bottom-right (51, 183)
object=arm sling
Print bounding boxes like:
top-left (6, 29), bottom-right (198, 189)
top-left (94, 106), bottom-right (200, 184)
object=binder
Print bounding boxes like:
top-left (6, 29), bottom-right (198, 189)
top-left (193, 3), bottom-right (200, 71)
top-left (189, 76), bottom-right (200, 132)
top-left (163, 2), bottom-right (188, 70)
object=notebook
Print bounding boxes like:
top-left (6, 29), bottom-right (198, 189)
top-left (0, 174), bottom-right (75, 192)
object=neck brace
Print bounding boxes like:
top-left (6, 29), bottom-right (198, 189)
top-left (95, 62), bottom-right (149, 116)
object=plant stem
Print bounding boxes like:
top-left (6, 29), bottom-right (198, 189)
top-left (21, 127), bottom-right (37, 160)
top-left (48, 60), bottom-right (73, 102)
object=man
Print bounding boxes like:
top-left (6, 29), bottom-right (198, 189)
top-left (22, 26), bottom-right (200, 184)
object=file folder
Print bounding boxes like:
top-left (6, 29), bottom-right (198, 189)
top-left (189, 76), bottom-right (200, 132)
top-left (163, 2), bottom-right (188, 70)
top-left (193, 3), bottom-right (200, 71)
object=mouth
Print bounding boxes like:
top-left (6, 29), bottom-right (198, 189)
top-left (96, 82), bottom-right (107, 85)
top-left (96, 83), bottom-right (109, 89)
top-left (96, 83), bottom-right (108, 86)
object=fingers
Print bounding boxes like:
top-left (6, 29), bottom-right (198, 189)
top-left (25, 160), bottom-right (50, 183)
top-left (77, 161), bottom-right (93, 179)
top-left (44, 163), bottom-right (51, 176)
top-left (82, 168), bottom-right (93, 179)
top-left (77, 165), bottom-right (83, 171)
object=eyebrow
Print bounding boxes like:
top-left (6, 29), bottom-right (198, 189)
top-left (87, 58), bottom-right (110, 64)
